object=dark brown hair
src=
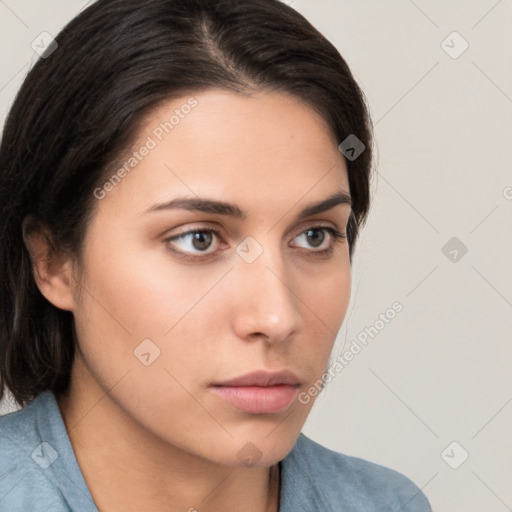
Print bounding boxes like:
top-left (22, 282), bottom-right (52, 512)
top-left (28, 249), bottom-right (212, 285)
top-left (0, 0), bottom-right (373, 407)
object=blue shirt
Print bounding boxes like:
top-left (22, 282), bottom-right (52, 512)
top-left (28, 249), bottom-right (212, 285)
top-left (0, 391), bottom-right (432, 511)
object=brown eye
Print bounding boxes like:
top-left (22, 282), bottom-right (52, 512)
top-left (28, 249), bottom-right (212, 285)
top-left (165, 229), bottom-right (220, 256)
top-left (190, 232), bottom-right (213, 251)
top-left (291, 226), bottom-right (346, 252)
top-left (305, 229), bottom-right (325, 248)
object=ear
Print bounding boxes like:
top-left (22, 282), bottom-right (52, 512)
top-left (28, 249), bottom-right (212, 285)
top-left (22, 217), bottom-right (76, 311)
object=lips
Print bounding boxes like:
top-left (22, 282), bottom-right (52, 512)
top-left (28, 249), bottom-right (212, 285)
top-left (210, 370), bottom-right (301, 414)
top-left (212, 370), bottom-right (300, 387)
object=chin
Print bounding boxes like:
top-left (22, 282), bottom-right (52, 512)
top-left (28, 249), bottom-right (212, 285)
top-left (200, 430), bottom-right (300, 469)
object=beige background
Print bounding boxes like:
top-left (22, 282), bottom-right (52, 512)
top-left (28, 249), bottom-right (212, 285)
top-left (1, 1), bottom-right (511, 510)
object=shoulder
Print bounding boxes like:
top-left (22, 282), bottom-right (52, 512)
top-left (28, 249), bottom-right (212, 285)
top-left (0, 393), bottom-right (41, 477)
top-left (280, 433), bottom-right (432, 512)
top-left (0, 392), bottom-right (72, 511)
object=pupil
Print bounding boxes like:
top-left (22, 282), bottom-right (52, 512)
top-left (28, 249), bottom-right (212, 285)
top-left (193, 232), bottom-right (212, 251)
top-left (307, 229), bottom-right (324, 247)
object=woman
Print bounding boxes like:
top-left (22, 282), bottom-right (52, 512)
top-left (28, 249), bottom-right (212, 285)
top-left (0, 0), bottom-right (432, 510)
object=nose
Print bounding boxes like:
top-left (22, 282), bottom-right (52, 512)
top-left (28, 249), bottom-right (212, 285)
top-left (230, 246), bottom-right (304, 344)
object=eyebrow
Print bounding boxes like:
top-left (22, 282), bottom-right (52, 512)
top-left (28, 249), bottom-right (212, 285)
top-left (145, 190), bottom-right (351, 220)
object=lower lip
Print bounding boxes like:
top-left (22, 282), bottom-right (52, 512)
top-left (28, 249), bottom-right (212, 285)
top-left (210, 385), bottom-right (299, 414)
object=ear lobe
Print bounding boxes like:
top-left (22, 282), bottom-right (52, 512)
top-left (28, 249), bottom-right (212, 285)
top-left (22, 217), bottom-right (76, 312)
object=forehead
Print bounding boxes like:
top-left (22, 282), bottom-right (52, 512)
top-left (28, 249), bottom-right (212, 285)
top-left (96, 89), bottom-right (349, 215)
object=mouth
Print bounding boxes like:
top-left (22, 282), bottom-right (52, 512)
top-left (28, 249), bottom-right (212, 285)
top-left (210, 370), bottom-right (301, 414)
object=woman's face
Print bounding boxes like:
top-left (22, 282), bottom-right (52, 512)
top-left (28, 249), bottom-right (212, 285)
top-left (70, 89), bottom-right (352, 467)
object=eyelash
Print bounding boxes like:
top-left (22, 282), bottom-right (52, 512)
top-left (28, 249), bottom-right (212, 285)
top-left (164, 225), bottom-right (347, 261)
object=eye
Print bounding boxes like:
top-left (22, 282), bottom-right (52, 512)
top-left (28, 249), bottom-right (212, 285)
top-left (164, 225), bottom-right (346, 261)
top-left (165, 228), bottom-right (222, 257)
top-left (291, 226), bottom-right (346, 252)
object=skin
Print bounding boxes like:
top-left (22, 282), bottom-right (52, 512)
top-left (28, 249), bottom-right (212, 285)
top-left (28, 89), bottom-right (352, 512)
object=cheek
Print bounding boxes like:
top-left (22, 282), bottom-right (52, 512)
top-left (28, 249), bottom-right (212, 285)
top-left (73, 237), bottom-right (228, 381)
top-left (70, 244), bottom-right (226, 427)
top-left (77, 234), bottom-right (208, 333)
top-left (300, 255), bottom-right (351, 328)
top-left (305, 260), bottom-right (351, 354)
